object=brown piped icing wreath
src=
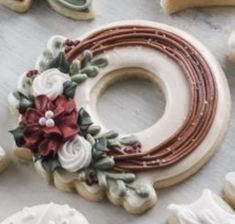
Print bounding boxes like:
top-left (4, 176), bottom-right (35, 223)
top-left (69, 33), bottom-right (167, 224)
top-left (67, 25), bottom-right (218, 172)
top-left (9, 21), bottom-right (230, 214)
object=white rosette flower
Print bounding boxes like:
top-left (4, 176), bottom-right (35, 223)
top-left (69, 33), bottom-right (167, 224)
top-left (58, 135), bottom-right (92, 173)
top-left (32, 68), bottom-right (70, 100)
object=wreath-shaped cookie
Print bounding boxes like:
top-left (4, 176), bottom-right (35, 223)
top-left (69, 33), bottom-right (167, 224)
top-left (8, 21), bottom-right (230, 214)
top-left (0, 0), bottom-right (94, 20)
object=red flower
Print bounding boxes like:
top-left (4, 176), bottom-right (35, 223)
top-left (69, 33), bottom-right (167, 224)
top-left (21, 95), bottom-right (79, 157)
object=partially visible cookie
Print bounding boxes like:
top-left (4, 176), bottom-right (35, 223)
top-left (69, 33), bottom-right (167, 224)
top-left (0, 146), bottom-right (10, 173)
top-left (161, 0), bottom-right (235, 14)
top-left (0, 0), bottom-right (32, 13)
top-left (47, 0), bottom-right (94, 20)
top-left (1, 203), bottom-right (89, 224)
top-left (228, 30), bottom-right (235, 64)
top-left (168, 189), bottom-right (235, 224)
top-left (223, 172), bottom-right (235, 209)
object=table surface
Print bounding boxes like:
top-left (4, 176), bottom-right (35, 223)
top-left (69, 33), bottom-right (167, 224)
top-left (1, 0), bottom-right (235, 223)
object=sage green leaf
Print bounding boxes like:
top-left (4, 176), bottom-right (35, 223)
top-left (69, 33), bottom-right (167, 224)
top-left (41, 157), bottom-right (61, 173)
top-left (120, 136), bottom-right (138, 146)
top-left (94, 157), bottom-right (115, 170)
top-left (18, 93), bottom-right (34, 114)
top-left (94, 137), bottom-right (108, 152)
top-left (70, 60), bottom-right (81, 76)
top-left (78, 108), bottom-right (93, 126)
top-left (103, 130), bottom-right (119, 139)
top-left (135, 185), bottom-right (150, 198)
top-left (106, 173), bottom-right (136, 183)
top-left (9, 126), bottom-right (25, 147)
top-left (107, 139), bottom-right (121, 148)
top-left (12, 91), bottom-right (20, 100)
top-left (91, 57), bottom-right (108, 68)
top-left (115, 180), bottom-right (127, 197)
top-left (86, 134), bottom-right (96, 146)
top-left (71, 74), bottom-right (87, 84)
top-left (87, 124), bottom-right (101, 136)
top-left (63, 81), bottom-right (77, 98)
top-left (42, 49), bottom-right (53, 60)
top-left (83, 50), bottom-right (93, 66)
top-left (97, 172), bottom-right (108, 188)
top-left (46, 52), bottom-right (70, 73)
top-left (81, 66), bottom-right (99, 78)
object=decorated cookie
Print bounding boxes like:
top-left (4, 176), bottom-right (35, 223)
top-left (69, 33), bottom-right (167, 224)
top-left (0, 203), bottom-right (89, 224)
top-left (223, 172), bottom-right (235, 209)
top-left (0, 0), bottom-right (32, 13)
top-left (9, 21), bottom-right (230, 214)
top-left (228, 30), bottom-right (235, 64)
top-left (0, 146), bottom-right (10, 173)
top-left (0, 0), bottom-right (94, 20)
top-left (168, 189), bottom-right (235, 224)
top-left (161, 0), bottom-right (235, 14)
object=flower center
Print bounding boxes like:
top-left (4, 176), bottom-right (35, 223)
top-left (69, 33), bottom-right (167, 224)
top-left (38, 110), bottom-right (55, 127)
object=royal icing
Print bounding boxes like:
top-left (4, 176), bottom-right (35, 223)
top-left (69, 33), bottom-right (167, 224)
top-left (58, 135), bottom-right (92, 172)
top-left (32, 69), bottom-right (70, 100)
top-left (1, 203), bottom-right (89, 224)
top-left (9, 21), bottom-right (230, 214)
top-left (168, 190), bottom-right (235, 224)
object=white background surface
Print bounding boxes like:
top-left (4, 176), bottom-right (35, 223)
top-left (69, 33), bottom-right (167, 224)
top-left (0, 0), bottom-right (235, 223)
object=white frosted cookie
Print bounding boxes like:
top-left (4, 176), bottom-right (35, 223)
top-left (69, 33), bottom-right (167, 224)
top-left (9, 21), bottom-right (230, 214)
top-left (223, 172), bottom-right (235, 209)
top-left (47, 0), bottom-right (94, 20)
top-left (0, 203), bottom-right (89, 224)
top-left (161, 0), bottom-right (235, 14)
top-left (0, 0), bottom-right (94, 20)
top-left (228, 30), bottom-right (235, 64)
top-left (0, 0), bottom-right (32, 13)
top-left (168, 189), bottom-right (235, 224)
top-left (0, 146), bottom-right (10, 173)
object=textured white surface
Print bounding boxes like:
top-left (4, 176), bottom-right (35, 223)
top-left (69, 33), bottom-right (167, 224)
top-left (0, 0), bottom-right (235, 223)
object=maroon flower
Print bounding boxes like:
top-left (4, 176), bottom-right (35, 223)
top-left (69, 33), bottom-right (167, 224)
top-left (21, 95), bottom-right (79, 157)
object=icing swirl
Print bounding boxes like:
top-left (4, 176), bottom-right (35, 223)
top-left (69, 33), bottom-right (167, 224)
top-left (58, 135), bottom-right (92, 172)
top-left (32, 68), bottom-right (70, 100)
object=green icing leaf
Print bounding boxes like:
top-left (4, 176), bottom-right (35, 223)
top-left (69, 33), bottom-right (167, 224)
top-left (71, 74), bottom-right (87, 84)
top-left (135, 185), bottom-right (150, 198)
top-left (94, 157), bottom-right (115, 170)
top-left (46, 52), bottom-right (70, 73)
top-left (94, 137), bottom-right (107, 152)
top-left (78, 108), bottom-right (93, 127)
top-left (120, 136), bottom-right (138, 146)
top-left (9, 126), bottom-right (25, 147)
top-left (97, 172), bottom-right (108, 188)
top-left (18, 93), bottom-right (34, 114)
top-left (81, 66), bottom-right (99, 77)
top-left (63, 81), bottom-right (77, 98)
top-left (91, 57), bottom-right (108, 68)
top-left (82, 50), bottom-right (93, 67)
top-left (70, 60), bottom-right (81, 76)
top-left (115, 180), bottom-right (127, 197)
top-left (41, 157), bottom-right (61, 173)
top-left (106, 173), bottom-right (136, 183)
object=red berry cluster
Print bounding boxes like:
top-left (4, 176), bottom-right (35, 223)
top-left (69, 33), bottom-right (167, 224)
top-left (85, 171), bottom-right (98, 186)
top-left (26, 69), bottom-right (39, 78)
top-left (64, 39), bottom-right (80, 54)
top-left (123, 142), bottom-right (142, 154)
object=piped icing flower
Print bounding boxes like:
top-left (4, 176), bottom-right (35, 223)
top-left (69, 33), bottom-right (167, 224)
top-left (20, 94), bottom-right (79, 157)
top-left (32, 69), bottom-right (70, 100)
top-left (58, 135), bottom-right (92, 172)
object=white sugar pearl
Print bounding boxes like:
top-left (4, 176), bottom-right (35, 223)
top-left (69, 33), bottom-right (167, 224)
top-left (45, 110), bottom-right (54, 119)
top-left (38, 117), bottom-right (47, 126)
top-left (46, 119), bottom-right (55, 127)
